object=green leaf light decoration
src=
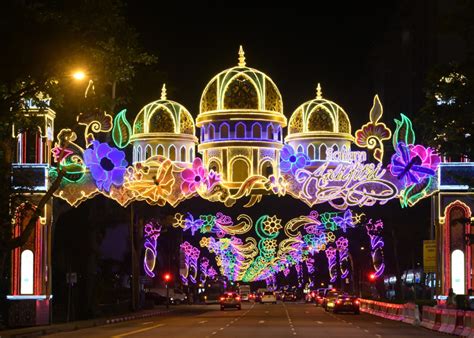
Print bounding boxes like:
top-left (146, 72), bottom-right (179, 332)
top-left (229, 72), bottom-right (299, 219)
top-left (112, 109), bottom-right (132, 149)
top-left (393, 113), bottom-right (415, 148)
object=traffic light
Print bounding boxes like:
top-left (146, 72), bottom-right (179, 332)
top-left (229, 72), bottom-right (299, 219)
top-left (164, 273), bottom-right (171, 282)
top-left (368, 272), bottom-right (376, 281)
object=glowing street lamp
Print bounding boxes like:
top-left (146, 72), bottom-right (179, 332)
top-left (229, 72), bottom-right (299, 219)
top-left (72, 70), bottom-right (86, 81)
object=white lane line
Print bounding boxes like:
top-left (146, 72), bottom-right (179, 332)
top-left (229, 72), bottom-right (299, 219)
top-left (198, 320), bottom-right (208, 324)
top-left (305, 311), bottom-right (309, 314)
top-left (265, 311), bottom-right (269, 314)
top-left (226, 324), bottom-right (230, 327)
top-left (375, 321), bottom-right (382, 325)
top-left (259, 320), bottom-right (265, 324)
top-left (141, 321), bottom-right (153, 325)
top-left (348, 322), bottom-right (352, 325)
top-left (375, 335), bottom-right (382, 338)
top-left (316, 321), bottom-right (323, 324)
top-left (219, 327), bottom-right (224, 330)
top-left (212, 332), bottom-right (217, 335)
top-left (364, 329), bottom-right (369, 333)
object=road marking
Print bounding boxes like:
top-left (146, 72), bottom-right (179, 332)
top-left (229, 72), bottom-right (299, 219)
top-left (141, 321), bottom-right (153, 325)
top-left (265, 311), bottom-right (269, 314)
top-left (259, 320), bottom-right (265, 324)
top-left (316, 321), bottom-right (323, 324)
top-left (375, 335), bottom-right (382, 338)
top-left (364, 329), bottom-right (369, 333)
top-left (305, 311), bottom-right (309, 314)
top-left (348, 322), bottom-right (352, 325)
top-left (212, 332), bottom-right (217, 335)
top-left (226, 324), bottom-right (230, 327)
top-left (375, 321), bottom-right (382, 325)
top-left (219, 327), bottom-right (224, 330)
top-left (111, 323), bottom-right (164, 337)
top-left (199, 320), bottom-right (208, 324)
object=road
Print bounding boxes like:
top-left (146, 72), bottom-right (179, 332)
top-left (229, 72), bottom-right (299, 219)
top-left (43, 302), bottom-right (450, 338)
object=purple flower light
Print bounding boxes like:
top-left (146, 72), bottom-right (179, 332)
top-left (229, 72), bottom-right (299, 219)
top-left (83, 140), bottom-right (128, 192)
top-left (280, 145), bottom-right (309, 174)
top-left (389, 142), bottom-right (440, 186)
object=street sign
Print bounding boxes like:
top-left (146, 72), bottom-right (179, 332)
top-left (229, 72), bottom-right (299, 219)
top-left (423, 240), bottom-right (437, 273)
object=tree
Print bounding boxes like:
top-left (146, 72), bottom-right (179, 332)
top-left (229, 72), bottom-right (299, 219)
top-left (417, 64), bottom-right (473, 160)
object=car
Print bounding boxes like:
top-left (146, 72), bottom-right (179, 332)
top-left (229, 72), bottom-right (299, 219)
top-left (322, 289), bottom-right (340, 310)
top-left (261, 291), bottom-right (277, 304)
top-left (282, 291), bottom-right (297, 302)
top-left (220, 292), bottom-right (241, 310)
top-left (145, 291), bottom-right (168, 305)
top-left (147, 288), bottom-right (187, 305)
top-left (314, 288), bottom-right (331, 306)
top-left (327, 294), bottom-right (360, 314)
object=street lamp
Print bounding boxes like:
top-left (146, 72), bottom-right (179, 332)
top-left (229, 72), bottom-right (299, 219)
top-left (72, 70), bottom-right (86, 81)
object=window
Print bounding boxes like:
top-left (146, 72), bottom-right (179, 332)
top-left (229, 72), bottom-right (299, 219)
top-left (267, 124), bottom-right (274, 140)
top-left (156, 145), bottom-right (164, 156)
top-left (208, 124), bottom-right (215, 140)
top-left (252, 123), bottom-right (262, 139)
top-left (219, 124), bottom-right (229, 139)
top-left (21, 250), bottom-right (34, 294)
top-left (180, 146), bottom-right (186, 162)
top-left (236, 123), bottom-right (246, 138)
top-left (169, 145), bottom-right (176, 161)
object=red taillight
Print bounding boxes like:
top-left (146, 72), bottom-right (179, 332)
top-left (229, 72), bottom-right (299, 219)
top-left (311, 292), bottom-right (315, 297)
top-left (354, 300), bottom-right (360, 305)
top-left (236, 296), bottom-right (241, 301)
top-left (336, 300), bottom-right (342, 304)
top-left (220, 297), bottom-right (225, 301)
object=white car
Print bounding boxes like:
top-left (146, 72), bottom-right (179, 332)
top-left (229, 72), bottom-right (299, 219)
top-left (261, 291), bottom-right (277, 304)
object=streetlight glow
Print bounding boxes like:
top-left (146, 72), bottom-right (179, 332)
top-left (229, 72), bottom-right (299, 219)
top-left (72, 70), bottom-right (86, 81)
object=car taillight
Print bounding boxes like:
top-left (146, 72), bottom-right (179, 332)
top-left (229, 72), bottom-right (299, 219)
top-left (336, 300), bottom-right (342, 304)
top-left (354, 300), bottom-right (360, 305)
top-left (220, 297), bottom-right (225, 301)
top-left (311, 292), bottom-right (315, 297)
top-left (236, 297), bottom-right (241, 301)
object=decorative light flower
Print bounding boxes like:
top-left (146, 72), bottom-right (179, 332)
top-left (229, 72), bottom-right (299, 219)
top-left (83, 140), bottom-right (128, 192)
top-left (280, 145), bottom-right (309, 174)
top-left (354, 95), bottom-right (392, 162)
top-left (181, 157), bottom-right (209, 193)
top-left (266, 175), bottom-right (288, 196)
top-left (263, 215), bottom-right (282, 235)
top-left (389, 142), bottom-right (440, 186)
top-left (332, 209), bottom-right (355, 233)
top-left (199, 237), bottom-right (210, 248)
top-left (184, 212), bottom-right (204, 235)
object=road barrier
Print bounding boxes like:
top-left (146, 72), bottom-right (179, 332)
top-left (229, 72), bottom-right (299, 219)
top-left (420, 306), bottom-right (441, 331)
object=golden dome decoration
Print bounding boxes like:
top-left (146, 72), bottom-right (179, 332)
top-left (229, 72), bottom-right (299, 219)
top-left (132, 84), bottom-right (196, 137)
top-left (287, 83), bottom-right (352, 138)
top-left (198, 46), bottom-right (285, 124)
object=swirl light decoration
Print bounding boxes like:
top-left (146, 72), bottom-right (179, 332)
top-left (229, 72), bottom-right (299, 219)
top-left (365, 219), bottom-right (385, 277)
top-left (336, 237), bottom-right (349, 279)
top-left (325, 246), bottom-right (338, 283)
top-left (180, 241), bottom-right (200, 285)
top-left (143, 220), bottom-right (162, 278)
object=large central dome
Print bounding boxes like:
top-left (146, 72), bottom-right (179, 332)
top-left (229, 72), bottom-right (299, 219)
top-left (196, 47), bottom-right (287, 190)
top-left (197, 46), bottom-right (285, 124)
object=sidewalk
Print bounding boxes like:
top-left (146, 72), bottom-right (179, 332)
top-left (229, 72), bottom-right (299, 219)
top-left (0, 306), bottom-right (172, 338)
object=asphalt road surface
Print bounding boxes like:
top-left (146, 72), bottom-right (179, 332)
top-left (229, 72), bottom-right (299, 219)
top-left (43, 302), bottom-right (451, 338)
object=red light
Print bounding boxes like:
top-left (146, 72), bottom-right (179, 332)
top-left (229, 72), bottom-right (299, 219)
top-left (369, 273), bottom-right (376, 281)
top-left (236, 296), bottom-right (241, 301)
top-left (220, 297), bottom-right (225, 301)
top-left (164, 273), bottom-right (171, 281)
top-left (354, 300), bottom-right (360, 305)
top-left (311, 292), bottom-right (315, 297)
top-left (336, 300), bottom-right (342, 304)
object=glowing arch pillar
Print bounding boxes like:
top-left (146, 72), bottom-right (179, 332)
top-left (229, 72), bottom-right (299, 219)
top-left (9, 103), bottom-right (55, 326)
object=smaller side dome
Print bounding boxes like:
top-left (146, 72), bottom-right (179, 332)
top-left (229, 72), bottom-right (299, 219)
top-left (132, 84), bottom-right (196, 137)
top-left (288, 84), bottom-right (351, 136)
